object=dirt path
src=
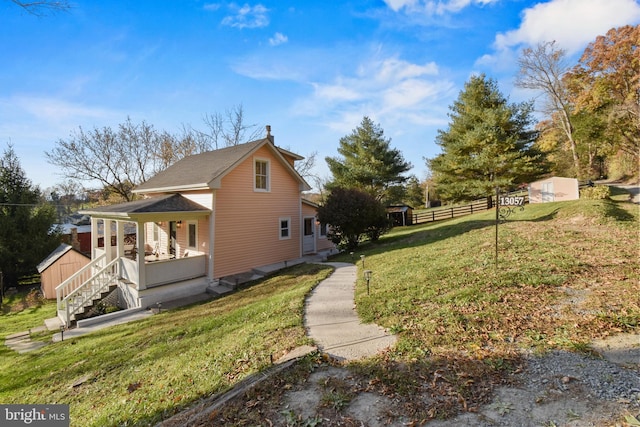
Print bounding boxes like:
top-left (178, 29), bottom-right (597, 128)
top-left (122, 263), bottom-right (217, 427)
top-left (615, 184), bottom-right (640, 204)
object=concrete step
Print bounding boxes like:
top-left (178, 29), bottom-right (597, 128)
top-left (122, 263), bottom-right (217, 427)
top-left (206, 284), bottom-right (234, 297)
top-left (44, 317), bottom-right (62, 331)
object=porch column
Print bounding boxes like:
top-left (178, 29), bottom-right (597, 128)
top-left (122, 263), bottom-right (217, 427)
top-left (116, 220), bottom-right (125, 258)
top-left (104, 219), bottom-right (113, 263)
top-left (208, 193), bottom-right (215, 283)
top-left (298, 197), bottom-right (303, 257)
top-left (136, 221), bottom-right (146, 290)
top-left (91, 217), bottom-right (99, 259)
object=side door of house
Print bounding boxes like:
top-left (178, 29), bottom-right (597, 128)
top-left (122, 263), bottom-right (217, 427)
top-left (303, 216), bottom-right (316, 254)
top-left (542, 182), bottom-right (554, 202)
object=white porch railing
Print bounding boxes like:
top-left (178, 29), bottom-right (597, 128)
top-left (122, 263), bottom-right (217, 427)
top-left (56, 254), bottom-right (120, 327)
top-left (145, 255), bottom-right (206, 288)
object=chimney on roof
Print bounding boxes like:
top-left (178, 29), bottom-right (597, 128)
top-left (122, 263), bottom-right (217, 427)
top-left (266, 125), bottom-right (274, 142)
top-left (70, 227), bottom-right (81, 252)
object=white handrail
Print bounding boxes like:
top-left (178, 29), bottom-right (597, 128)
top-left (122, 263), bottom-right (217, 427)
top-left (57, 256), bottom-right (120, 327)
top-left (55, 253), bottom-right (107, 306)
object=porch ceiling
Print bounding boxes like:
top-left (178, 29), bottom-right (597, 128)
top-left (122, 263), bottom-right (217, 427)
top-left (79, 194), bottom-right (211, 221)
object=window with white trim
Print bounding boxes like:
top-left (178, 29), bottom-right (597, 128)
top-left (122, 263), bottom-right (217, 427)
top-left (319, 222), bottom-right (328, 238)
top-left (187, 221), bottom-right (197, 249)
top-left (279, 217), bottom-right (291, 240)
top-left (153, 223), bottom-right (160, 242)
top-left (254, 159), bottom-right (270, 191)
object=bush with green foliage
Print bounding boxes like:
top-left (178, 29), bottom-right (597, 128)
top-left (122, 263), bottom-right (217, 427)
top-left (580, 185), bottom-right (610, 200)
top-left (317, 187), bottom-right (390, 250)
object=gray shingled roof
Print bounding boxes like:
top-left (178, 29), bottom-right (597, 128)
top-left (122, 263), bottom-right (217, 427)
top-left (80, 194), bottom-right (210, 217)
top-left (133, 138), bottom-right (310, 193)
top-left (134, 139), bottom-right (266, 193)
top-left (37, 243), bottom-right (88, 273)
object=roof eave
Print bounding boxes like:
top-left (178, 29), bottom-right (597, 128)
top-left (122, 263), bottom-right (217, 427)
top-left (132, 183), bottom-right (212, 194)
top-left (128, 210), bottom-right (211, 222)
top-left (77, 210), bottom-right (132, 220)
top-left (277, 146), bottom-right (305, 161)
top-left (300, 181), bottom-right (312, 192)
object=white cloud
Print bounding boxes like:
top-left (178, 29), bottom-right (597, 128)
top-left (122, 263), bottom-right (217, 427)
top-left (9, 96), bottom-right (115, 122)
top-left (0, 95), bottom-right (122, 144)
top-left (268, 32), bottom-right (288, 46)
top-left (221, 3), bottom-right (269, 29)
top-left (494, 0), bottom-right (640, 54)
top-left (384, 0), bottom-right (418, 12)
top-left (312, 81), bottom-right (362, 102)
top-left (383, 0), bottom-right (499, 14)
top-left (373, 57), bottom-right (439, 82)
top-left (295, 56), bottom-right (454, 132)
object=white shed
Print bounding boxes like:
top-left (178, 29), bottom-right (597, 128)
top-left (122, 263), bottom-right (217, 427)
top-left (528, 177), bottom-right (579, 203)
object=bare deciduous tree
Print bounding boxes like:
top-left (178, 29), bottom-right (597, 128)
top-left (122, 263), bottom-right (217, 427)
top-left (515, 41), bottom-right (581, 179)
top-left (47, 106), bottom-right (320, 202)
top-left (293, 150), bottom-right (317, 181)
top-left (9, 0), bottom-right (71, 15)
top-left (199, 104), bottom-right (263, 149)
top-left (46, 117), bottom-right (170, 202)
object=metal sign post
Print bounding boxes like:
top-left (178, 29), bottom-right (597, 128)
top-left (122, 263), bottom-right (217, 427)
top-left (495, 187), bottom-right (525, 270)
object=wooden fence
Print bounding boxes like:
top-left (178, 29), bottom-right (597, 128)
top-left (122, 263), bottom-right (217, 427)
top-left (413, 194), bottom-right (529, 225)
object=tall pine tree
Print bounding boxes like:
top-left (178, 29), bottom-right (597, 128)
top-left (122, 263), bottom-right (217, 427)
top-left (326, 116), bottom-right (411, 202)
top-left (427, 74), bottom-right (547, 202)
top-left (0, 145), bottom-right (60, 289)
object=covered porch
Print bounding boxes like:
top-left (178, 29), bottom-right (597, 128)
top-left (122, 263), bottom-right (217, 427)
top-left (56, 194), bottom-right (212, 326)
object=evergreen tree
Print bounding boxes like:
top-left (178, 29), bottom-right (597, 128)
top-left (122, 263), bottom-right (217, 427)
top-left (326, 116), bottom-right (411, 202)
top-left (427, 74), bottom-right (547, 202)
top-left (404, 176), bottom-right (425, 207)
top-left (0, 145), bottom-right (60, 289)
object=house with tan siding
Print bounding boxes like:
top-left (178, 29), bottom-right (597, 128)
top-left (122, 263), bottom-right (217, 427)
top-left (54, 128), bottom-right (335, 326)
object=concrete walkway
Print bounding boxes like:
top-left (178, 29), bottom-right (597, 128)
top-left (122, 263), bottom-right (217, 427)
top-left (304, 262), bottom-right (397, 361)
top-left (5, 328), bottom-right (48, 353)
top-left (5, 255), bottom-right (396, 362)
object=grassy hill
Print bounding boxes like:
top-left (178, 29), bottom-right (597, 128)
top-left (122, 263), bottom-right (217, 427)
top-left (0, 264), bottom-right (334, 426)
top-left (0, 193), bottom-right (637, 426)
top-left (349, 196), bottom-right (638, 358)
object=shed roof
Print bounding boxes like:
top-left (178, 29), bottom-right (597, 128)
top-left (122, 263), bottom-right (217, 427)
top-left (387, 205), bottom-right (414, 213)
top-left (37, 243), bottom-right (88, 273)
top-left (529, 176), bottom-right (579, 185)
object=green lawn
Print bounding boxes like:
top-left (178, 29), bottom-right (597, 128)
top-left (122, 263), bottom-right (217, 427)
top-left (0, 263), bottom-right (333, 426)
top-left (1, 191), bottom-right (638, 426)
top-left (1, 289), bottom-right (57, 337)
top-left (348, 195), bottom-right (639, 359)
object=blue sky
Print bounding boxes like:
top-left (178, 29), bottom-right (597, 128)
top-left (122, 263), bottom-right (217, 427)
top-left (2, 0), bottom-right (639, 191)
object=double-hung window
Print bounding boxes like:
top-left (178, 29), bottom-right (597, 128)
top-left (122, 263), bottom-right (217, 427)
top-left (255, 159), bottom-right (269, 191)
top-left (279, 217), bottom-right (291, 240)
top-left (187, 221), bottom-right (197, 250)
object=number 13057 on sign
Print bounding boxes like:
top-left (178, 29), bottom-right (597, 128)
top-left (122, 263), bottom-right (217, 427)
top-left (499, 196), bottom-right (525, 206)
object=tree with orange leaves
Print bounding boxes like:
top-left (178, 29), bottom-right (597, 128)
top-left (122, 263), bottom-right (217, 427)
top-left (566, 25), bottom-right (639, 178)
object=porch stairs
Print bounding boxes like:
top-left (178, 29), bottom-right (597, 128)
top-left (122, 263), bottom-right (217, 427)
top-left (56, 254), bottom-right (121, 328)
